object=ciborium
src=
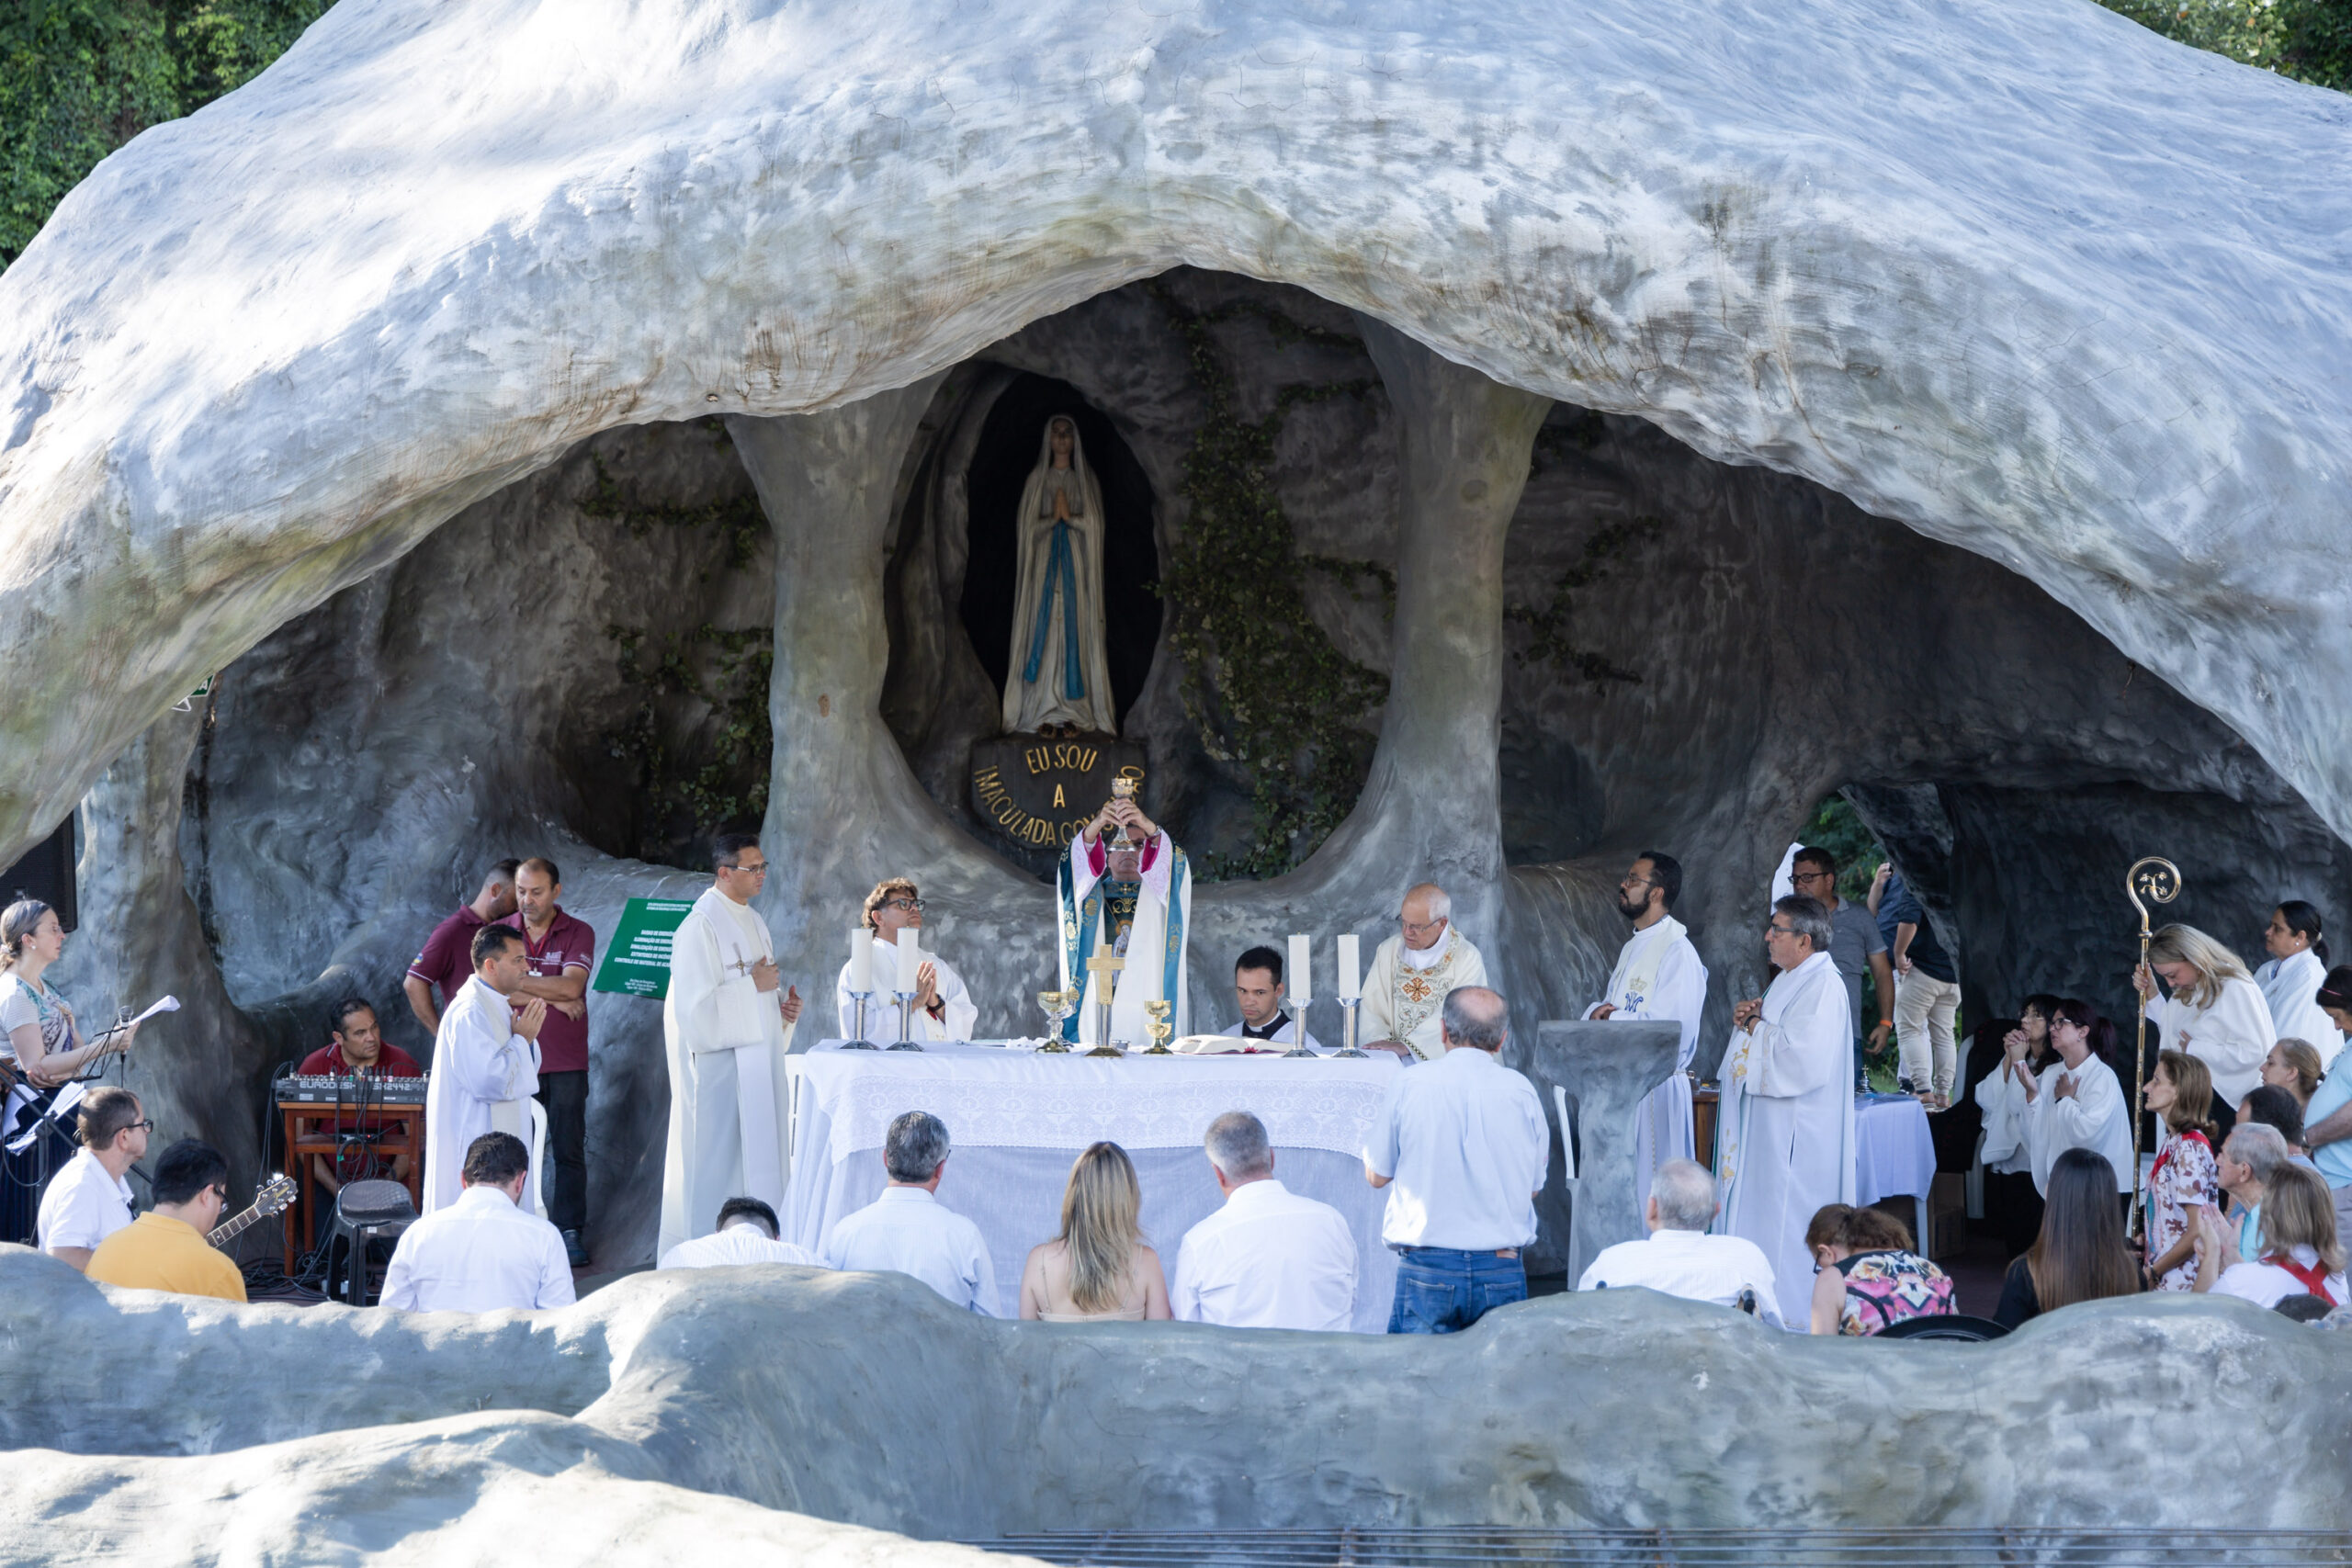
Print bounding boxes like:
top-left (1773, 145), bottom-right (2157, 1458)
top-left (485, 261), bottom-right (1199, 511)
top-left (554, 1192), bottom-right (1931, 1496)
top-left (1141, 998), bottom-right (1175, 1055)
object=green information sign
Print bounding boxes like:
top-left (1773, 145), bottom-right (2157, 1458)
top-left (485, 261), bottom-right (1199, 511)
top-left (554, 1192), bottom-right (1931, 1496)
top-left (592, 897), bottom-right (697, 999)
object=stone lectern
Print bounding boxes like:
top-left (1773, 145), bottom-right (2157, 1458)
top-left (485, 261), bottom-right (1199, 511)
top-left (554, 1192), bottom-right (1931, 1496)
top-left (1515, 1019), bottom-right (1685, 1288)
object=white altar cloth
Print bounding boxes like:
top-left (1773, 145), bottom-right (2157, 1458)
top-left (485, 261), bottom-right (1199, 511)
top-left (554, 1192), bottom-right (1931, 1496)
top-left (1853, 1093), bottom-right (1938, 1245)
top-left (786, 1043), bottom-right (1402, 1331)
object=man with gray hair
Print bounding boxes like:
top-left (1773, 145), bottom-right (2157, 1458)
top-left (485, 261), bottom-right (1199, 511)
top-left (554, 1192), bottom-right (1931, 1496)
top-left (1170, 1111), bottom-right (1357, 1330)
top-left (1362, 882), bottom-right (1490, 1061)
top-left (1575, 1158), bottom-right (1781, 1325)
top-left (1363, 987), bottom-right (1549, 1333)
top-left (823, 1111), bottom-right (997, 1314)
top-left (1715, 894), bottom-right (1857, 1328)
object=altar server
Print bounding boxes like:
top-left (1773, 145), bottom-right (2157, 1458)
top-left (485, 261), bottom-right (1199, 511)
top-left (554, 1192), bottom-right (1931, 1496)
top-left (835, 876), bottom-right (977, 1042)
top-left (660, 834), bottom-right (803, 1259)
top-left (1363, 884), bottom-right (1489, 1061)
top-left (1585, 852), bottom-right (1708, 1205)
top-left (1059, 791), bottom-right (1192, 1047)
top-left (423, 925), bottom-right (545, 1214)
top-left (2256, 901), bottom-right (2342, 1069)
top-left (1222, 946), bottom-right (1322, 1052)
top-left (2134, 924), bottom-right (2276, 1111)
top-left (1714, 896), bottom-right (1857, 1328)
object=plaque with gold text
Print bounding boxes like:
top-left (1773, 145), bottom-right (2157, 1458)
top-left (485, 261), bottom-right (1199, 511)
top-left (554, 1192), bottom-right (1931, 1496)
top-left (968, 734), bottom-right (1146, 876)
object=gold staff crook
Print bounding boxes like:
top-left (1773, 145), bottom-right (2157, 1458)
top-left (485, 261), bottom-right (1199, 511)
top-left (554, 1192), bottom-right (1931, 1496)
top-left (2124, 856), bottom-right (2181, 1243)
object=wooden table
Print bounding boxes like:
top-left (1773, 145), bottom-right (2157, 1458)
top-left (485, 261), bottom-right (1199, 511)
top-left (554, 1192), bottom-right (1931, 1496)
top-left (277, 1099), bottom-right (427, 1261)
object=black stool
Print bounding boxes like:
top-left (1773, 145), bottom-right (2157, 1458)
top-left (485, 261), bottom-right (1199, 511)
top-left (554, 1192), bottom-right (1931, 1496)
top-left (323, 1179), bottom-right (417, 1306)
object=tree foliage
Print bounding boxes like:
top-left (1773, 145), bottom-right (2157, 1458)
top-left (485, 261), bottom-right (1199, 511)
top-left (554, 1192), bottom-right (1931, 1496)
top-left (2101, 0), bottom-right (2352, 88)
top-left (1, 0), bottom-right (329, 267)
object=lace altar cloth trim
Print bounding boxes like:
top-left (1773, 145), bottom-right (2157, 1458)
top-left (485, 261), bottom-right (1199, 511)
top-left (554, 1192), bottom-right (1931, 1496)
top-left (795, 1044), bottom-right (1399, 1166)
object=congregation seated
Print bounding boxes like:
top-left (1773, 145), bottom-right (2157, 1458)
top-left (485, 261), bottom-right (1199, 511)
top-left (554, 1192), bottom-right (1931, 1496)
top-left (1994, 1149), bottom-right (2139, 1330)
top-left (2263, 1040), bottom-right (2324, 1114)
top-left (2192, 1162), bottom-right (2346, 1309)
top-left (36, 1085), bottom-right (142, 1271)
top-left (1170, 1111), bottom-right (1354, 1331)
top-left (660, 1197), bottom-right (822, 1269)
top-left (1577, 1158), bottom-right (1779, 1325)
top-left (379, 1132), bottom-right (575, 1312)
top-left (825, 1110), bottom-right (997, 1314)
top-left (1806, 1203), bottom-right (1953, 1336)
top-left (2238, 1085), bottom-right (2314, 1172)
top-left (86, 1139), bottom-right (247, 1303)
top-left (1020, 1141), bottom-right (1170, 1322)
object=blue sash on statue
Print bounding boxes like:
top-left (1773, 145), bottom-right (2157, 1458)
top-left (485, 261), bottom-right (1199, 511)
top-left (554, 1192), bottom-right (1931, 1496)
top-left (1022, 521), bottom-right (1085, 703)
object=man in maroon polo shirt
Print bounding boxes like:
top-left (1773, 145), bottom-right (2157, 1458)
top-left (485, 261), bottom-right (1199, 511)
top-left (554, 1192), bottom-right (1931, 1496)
top-left (498, 856), bottom-right (596, 1266)
top-left (404, 859), bottom-right (521, 1035)
top-left (295, 998), bottom-right (424, 1235)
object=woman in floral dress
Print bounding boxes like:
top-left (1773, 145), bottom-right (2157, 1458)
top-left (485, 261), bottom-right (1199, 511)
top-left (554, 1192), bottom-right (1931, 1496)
top-left (2143, 1049), bottom-right (2220, 1292)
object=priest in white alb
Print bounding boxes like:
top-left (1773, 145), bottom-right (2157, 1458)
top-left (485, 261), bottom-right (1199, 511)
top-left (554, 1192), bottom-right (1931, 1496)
top-left (1362, 884), bottom-right (1488, 1061)
top-left (1585, 852), bottom-right (1709, 1207)
top-left (1714, 894), bottom-right (1857, 1328)
top-left (660, 833), bottom-right (804, 1258)
top-left (423, 925), bottom-right (546, 1213)
top-left (1058, 788), bottom-right (1192, 1047)
top-left (834, 875), bottom-right (978, 1043)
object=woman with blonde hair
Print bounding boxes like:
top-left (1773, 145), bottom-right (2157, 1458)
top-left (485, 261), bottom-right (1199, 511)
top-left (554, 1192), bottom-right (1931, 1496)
top-left (2262, 1039), bottom-right (2326, 1111)
top-left (1019, 1141), bottom-right (1170, 1322)
top-left (2142, 1050), bottom-right (2220, 1292)
top-left (2193, 1162), bottom-right (2347, 1308)
top-left (2134, 924), bottom-right (2276, 1111)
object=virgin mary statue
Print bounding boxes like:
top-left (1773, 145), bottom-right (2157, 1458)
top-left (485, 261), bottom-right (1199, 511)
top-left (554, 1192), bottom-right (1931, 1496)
top-left (1002, 413), bottom-right (1118, 735)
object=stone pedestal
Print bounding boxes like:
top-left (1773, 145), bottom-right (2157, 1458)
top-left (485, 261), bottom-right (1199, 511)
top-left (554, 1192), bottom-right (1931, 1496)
top-left (1516, 1018), bottom-right (1684, 1284)
top-left (967, 732), bottom-right (1145, 878)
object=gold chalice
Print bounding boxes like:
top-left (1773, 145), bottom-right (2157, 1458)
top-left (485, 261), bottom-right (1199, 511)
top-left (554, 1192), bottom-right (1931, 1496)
top-left (1142, 998), bottom-right (1175, 1055)
top-left (1036, 987), bottom-right (1076, 1053)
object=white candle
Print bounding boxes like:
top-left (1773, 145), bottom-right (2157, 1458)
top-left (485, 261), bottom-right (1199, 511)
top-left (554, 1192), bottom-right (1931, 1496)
top-left (1337, 933), bottom-right (1360, 1001)
top-left (897, 931), bottom-right (922, 994)
top-left (1287, 933), bottom-right (1312, 1007)
top-left (850, 930), bottom-right (873, 992)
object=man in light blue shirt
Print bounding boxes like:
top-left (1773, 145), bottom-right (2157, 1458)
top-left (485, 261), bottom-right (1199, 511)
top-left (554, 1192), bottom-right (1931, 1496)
top-left (2299, 1056), bottom-right (2352, 1241)
top-left (825, 1111), bottom-right (998, 1315)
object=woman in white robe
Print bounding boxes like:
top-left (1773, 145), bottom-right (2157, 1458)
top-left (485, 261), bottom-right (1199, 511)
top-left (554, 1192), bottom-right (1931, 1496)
top-left (2255, 900), bottom-right (2343, 1069)
top-left (1976, 998), bottom-right (2134, 1198)
top-left (2134, 924), bottom-right (2276, 1112)
top-left (1002, 414), bottom-right (1117, 736)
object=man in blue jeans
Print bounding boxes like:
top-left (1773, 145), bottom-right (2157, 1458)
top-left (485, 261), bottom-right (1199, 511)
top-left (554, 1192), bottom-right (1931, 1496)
top-left (1363, 986), bottom-right (1550, 1333)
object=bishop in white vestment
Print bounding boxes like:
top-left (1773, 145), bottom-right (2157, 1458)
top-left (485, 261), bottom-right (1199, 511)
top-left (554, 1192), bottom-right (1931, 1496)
top-left (1363, 884), bottom-right (1488, 1062)
top-left (1585, 855), bottom-right (1708, 1206)
top-left (1714, 904), bottom-right (1856, 1329)
top-left (834, 877), bottom-right (978, 1042)
top-left (423, 936), bottom-right (545, 1214)
top-left (1058, 797), bottom-right (1192, 1046)
top-left (660, 840), bottom-right (801, 1259)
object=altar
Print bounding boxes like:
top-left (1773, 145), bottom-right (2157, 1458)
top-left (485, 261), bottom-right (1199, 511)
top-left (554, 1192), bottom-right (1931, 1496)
top-left (786, 1043), bottom-right (1403, 1330)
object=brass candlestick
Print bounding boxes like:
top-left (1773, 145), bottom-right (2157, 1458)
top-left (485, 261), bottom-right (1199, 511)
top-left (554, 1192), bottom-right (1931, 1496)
top-left (1141, 998), bottom-right (1175, 1055)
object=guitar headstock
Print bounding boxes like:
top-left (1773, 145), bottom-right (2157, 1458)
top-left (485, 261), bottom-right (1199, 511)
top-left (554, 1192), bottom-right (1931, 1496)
top-left (253, 1172), bottom-right (298, 1217)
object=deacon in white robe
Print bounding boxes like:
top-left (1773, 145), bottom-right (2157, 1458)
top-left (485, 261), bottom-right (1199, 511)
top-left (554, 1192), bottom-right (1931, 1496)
top-left (1058, 795), bottom-right (1192, 1047)
top-left (2256, 941), bottom-right (2343, 1070)
top-left (1585, 854), bottom-right (1709, 1205)
top-left (1713, 906), bottom-right (1856, 1329)
top-left (835, 878), bottom-right (978, 1042)
top-left (659, 839), bottom-right (802, 1259)
top-left (423, 941), bottom-right (545, 1214)
top-left (1363, 884), bottom-right (1489, 1062)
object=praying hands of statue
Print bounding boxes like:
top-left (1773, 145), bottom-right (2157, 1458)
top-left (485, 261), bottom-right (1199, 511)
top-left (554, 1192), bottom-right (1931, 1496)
top-left (1053, 486), bottom-right (1071, 523)
top-left (752, 956), bottom-right (781, 994)
top-left (510, 996), bottom-right (548, 1041)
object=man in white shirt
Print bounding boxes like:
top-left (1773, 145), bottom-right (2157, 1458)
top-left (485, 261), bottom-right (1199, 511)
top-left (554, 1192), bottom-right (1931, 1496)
top-left (1363, 987), bottom-right (1549, 1333)
top-left (824, 1111), bottom-right (997, 1314)
top-left (1171, 1110), bottom-right (1355, 1329)
top-left (380, 1132), bottom-right (575, 1313)
top-left (659, 1196), bottom-right (824, 1269)
top-left (36, 1086), bottom-right (145, 1270)
top-left (1576, 1158), bottom-right (1780, 1325)
top-left (1220, 946), bottom-right (1322, 1053)
top-left (422, 924), bottom-right (547, 1213)
top-left (834, 876), bottom-right (978, 1043)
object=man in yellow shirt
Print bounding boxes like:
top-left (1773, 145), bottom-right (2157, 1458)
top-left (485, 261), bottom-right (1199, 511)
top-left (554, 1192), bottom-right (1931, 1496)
top-left (86, 1139), bottom-right (247, 1303)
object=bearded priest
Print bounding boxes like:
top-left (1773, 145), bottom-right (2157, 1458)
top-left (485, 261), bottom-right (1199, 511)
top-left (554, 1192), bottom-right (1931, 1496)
top-left (1714, 894), bottom-right (1857, 1327)
top-left (1058, 790), bottom-right (1192, 1047)
top-left (1362, 884), bottom-right (1489, 1061)
top-left (659, 833), bottom-right (803, 1258)
top-left (1585, 852), bottom-right (1709, 1207)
